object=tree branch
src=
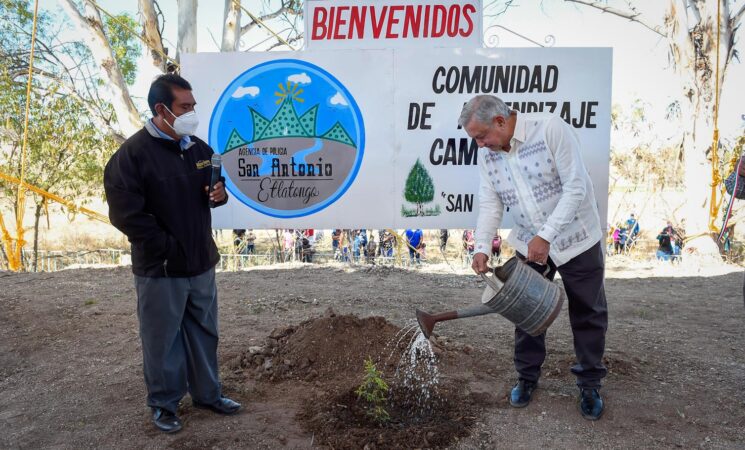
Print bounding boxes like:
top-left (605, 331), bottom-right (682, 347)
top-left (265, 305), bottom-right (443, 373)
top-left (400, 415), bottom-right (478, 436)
top-left (265, 34), bottom-right (302, 51)
top-left (483, 0), bottom-right (518, 18)
top-left (564, 0), bottom-right (666, 37)
top-left (683, 0), bottom-right (701, 27)
top-left (239, 5), bottom-right (299, 36)
top-left (138, 0), bottom-right (168, 71)
top-left (733, 3), bottom-right (745, 29)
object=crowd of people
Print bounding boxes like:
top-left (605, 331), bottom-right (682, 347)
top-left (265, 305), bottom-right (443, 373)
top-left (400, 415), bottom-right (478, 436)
top-left (233, 218), bottom-right (685, 265)
top-left (608, 213), bottom-right (640, 254)
top-left (228, 227), bottom-right (506, 266)
top-left (606, 213), bottom-right (686, 262)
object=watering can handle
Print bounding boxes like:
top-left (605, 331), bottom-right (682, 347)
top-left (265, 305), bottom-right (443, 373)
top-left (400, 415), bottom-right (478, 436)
top-left (539, 263), bottom-right (551, 278)
top-left (515, 256), bottom-right (553, 279)
top-left (480, 271), bottom-right (502, 291)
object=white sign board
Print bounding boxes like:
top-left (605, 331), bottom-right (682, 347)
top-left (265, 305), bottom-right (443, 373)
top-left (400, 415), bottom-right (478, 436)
top-left (304, 0), bottom-right (483, 50)
top-left (181, 47), bottom-right (611, 230)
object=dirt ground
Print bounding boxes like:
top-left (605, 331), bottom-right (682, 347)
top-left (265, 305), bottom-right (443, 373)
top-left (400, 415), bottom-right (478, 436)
top-left (1, 258), bottom-right (744, 449)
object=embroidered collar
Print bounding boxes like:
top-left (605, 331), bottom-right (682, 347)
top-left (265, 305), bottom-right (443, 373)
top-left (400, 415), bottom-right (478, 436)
top-left (511, 112), bottom-right (527, 145)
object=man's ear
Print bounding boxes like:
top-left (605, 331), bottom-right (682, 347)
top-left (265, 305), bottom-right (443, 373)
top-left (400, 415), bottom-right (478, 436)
top-left (155, 103), bottom-right (170, 119)
top-left (493, 115), bottom-right (505, 127)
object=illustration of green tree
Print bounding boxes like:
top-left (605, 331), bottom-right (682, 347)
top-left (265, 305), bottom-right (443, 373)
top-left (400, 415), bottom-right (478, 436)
top-left (404, 159), bottom-right (435, 216)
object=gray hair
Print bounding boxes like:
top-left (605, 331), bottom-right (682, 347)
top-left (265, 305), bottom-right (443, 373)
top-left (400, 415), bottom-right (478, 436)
top-left (458, 95), bottom-right (511, 128)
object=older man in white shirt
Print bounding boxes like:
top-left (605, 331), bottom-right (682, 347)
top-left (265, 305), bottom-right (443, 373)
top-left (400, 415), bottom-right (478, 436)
top-left (461, 94), bottom-right (607, 421)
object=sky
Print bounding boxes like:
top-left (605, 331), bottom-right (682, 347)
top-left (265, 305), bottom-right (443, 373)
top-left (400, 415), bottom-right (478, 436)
top-left (38, 0), bottom-right (745, 141)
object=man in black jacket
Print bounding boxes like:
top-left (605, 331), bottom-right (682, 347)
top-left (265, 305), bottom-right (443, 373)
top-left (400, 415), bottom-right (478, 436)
top-left (104, 74), bottom-right (240, 433)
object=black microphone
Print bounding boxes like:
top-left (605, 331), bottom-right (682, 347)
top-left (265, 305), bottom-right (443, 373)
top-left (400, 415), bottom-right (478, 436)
top-left (209, 153), bottom-right (222, 208)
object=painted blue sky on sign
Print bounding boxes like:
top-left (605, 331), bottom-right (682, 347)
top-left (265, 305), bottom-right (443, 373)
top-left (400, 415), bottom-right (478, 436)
top-left (209, 60), bottom-right (361, 153)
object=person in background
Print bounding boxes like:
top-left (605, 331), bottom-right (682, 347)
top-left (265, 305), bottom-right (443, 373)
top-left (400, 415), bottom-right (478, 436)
top-left (332, 229), bottom-right (342, 260)
top-left (656, 221), bottom-right (676, 261)
top-left (462, 229), bottom-right (475, 262)
top-left (626, 213), bottom-right (640, 239)
top-left (104, 74), bottom-right (240, 434)
top-left (232, 229), bottom-right (247, 255)
top-left (724, 154), bottom-right (745, 305)
top-left (293, 229), bottom-right (304, 261)
top-left (380, 230), bottom-right (395, 258)
top-left (615, 223), bottom-right (627, 254)
top-left (405, 228), bottom-right (423, 264)
top-left (283, 229), bottom-right (294, 262)
top-left (359, 229), bottom-right (368, 259)
top-left (341, 229), bottom-right (352, 262)
top-left (611, 226), bottom-right (620, 254)
top-left (366, 237), bottom-right (377, 264)
top-left (440, 229), bottom-right (449, 252)
top-left (491, 234), bottom-right (502, 263)
top-left (377, 229), bottom-right (386, 256)
top-left (353, 230), bottom-right (363, 262)
top-left (301, 235), bottom-right (313, 263)
top-left (245, 229), bottom-right (256, 255)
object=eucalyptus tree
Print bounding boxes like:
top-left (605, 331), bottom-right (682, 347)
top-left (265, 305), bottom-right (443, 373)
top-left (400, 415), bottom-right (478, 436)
top-left (0, 0), bottom-right (139, 268)
top-left (60, 0), bottom-right (303, 141)
top-left (564, 0), bottom-right (744, 253)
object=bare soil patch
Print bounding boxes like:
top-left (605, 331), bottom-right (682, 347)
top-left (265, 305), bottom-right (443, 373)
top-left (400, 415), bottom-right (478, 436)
top-left (1, 264), bottom-right (744, 449)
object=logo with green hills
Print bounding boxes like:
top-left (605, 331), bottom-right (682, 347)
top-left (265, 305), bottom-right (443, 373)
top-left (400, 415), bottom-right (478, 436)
top-left (209, 59), bottom-right (365, 218)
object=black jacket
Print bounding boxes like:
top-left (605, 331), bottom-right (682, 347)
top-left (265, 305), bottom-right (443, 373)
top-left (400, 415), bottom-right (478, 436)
top-left (104, 122), bottom-right (227, 277)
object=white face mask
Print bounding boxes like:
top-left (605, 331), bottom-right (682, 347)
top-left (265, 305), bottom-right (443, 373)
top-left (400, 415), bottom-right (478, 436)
top-left (162, 104), bottom-right (199, 137)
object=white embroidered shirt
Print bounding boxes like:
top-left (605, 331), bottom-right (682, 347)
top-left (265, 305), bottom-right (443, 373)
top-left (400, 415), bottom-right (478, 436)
top-left (474, 112), bottom-right (603, 266)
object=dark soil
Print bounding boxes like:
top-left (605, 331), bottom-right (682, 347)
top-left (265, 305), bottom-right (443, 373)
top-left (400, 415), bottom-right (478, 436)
top-left (1, 265), bottom-right (744, 449)
top-left (299, 384), bottom-right (474, 450)
top-left (238, 309), bottom-right (478, 448)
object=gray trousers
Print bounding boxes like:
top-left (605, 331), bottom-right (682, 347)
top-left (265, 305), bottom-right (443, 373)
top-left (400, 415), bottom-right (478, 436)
top-left (134, 268), bottom-right (221, 413)
top-left (515, 241), bottom-right (608, 389)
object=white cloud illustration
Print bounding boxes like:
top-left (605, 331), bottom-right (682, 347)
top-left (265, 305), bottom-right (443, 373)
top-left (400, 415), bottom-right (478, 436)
top-left (288, 72), bottom-right (311, 84)
top-left (232, 86), bottom-right (260, 98)
top-left (329, 92), bottom-right (348, 107)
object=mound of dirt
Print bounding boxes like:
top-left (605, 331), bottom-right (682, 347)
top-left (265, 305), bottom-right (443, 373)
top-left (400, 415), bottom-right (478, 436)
top-left (238, 308), bottom-right (402, 382)
top-left (237, 309), bottom-right (478, 449)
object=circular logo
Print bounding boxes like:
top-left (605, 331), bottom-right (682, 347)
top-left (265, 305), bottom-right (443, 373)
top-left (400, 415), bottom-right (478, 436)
top-left (209, 59), bottom-right (365, 218)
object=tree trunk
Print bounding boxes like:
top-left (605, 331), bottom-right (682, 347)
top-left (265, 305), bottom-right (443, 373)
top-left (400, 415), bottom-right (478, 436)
top-left (274, 229), bottom-right (282, 263)
top-left (57, 0), bottom-right (142, 137)
top-left (222, 0), bottom-right (241, 52)
top-left (177, 0), bottom-right (198, 62)
top-left (667, 0), bottom-right (733, 256)
top-left (33, 202), bottom-right (41, 272)
top-left (0, 241), bottom-right (9, 270)
top-left (139, 0), bottom-right (168, 71)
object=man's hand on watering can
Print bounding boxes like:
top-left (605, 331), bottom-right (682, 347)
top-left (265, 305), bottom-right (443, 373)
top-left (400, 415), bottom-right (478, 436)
top-left (472, 252), bottom-right (490, 274)
top-left (527, 236), bottom-right (550, 265)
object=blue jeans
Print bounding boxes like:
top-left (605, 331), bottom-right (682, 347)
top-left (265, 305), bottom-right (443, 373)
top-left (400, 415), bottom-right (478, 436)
top-left (656, 250), bottom-right (672, 261)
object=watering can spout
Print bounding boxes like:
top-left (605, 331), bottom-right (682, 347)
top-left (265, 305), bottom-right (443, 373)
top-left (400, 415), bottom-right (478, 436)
top-left (415, 309), bottom-right (434, 339)
top-left (416, 308), bottom-right (458, 340)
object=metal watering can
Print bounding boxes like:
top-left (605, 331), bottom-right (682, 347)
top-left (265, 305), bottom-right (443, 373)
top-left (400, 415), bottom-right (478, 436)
top-left (415, 256), bottom-right (565, 339)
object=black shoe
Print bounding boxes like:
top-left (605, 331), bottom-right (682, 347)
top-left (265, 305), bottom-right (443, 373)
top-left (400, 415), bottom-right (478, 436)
top-left (193, 396), bottom-right (241, 415)
top-left (510, 379), bottom-right (537, 408)
top-left (579, 388), bottom-right (604, 420)
top-left (152, 407), bottom-right (182, 433)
